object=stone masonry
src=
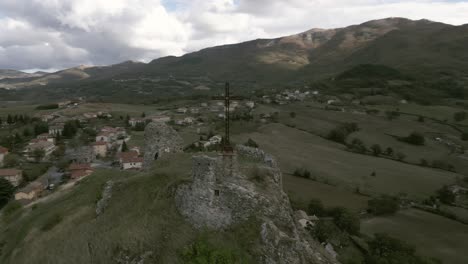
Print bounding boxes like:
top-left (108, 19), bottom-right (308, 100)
top-left (175, 145), bottom-right (339, 264)
top-left (143, 122), bottom-right (183, 170)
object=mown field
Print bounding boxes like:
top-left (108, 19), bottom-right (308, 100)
top-left (234, 123), bottom-right (460, 200)
top-left (361, 209), bottom-right (468, 264)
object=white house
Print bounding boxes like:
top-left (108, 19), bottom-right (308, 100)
top-left (121, 156), bottom-right (143, 170)
top-left (0, 169), bottom-right (23, 187)
top-left (49, 125), bottom-right (64, 136)
top-left (25, 141), bottom-right (56, 161)
top-left (0, 146), bottom-right (8, 166)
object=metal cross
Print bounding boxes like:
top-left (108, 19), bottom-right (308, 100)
top-left (212, 82), bottom-right (243, 152)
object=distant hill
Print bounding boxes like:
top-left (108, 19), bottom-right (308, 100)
top-left (0, 69), bottom-right (43, 81)
top-left (1, 17), bottom-right (467, 100)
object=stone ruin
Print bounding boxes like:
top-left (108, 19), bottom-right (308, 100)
top-left (143, 122), bottom-right (183, 170)
top-left (175, 145), bottom-right (338, 264)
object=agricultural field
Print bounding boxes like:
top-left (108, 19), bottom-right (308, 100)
top-left (361, 209), bottom-right (468, 264)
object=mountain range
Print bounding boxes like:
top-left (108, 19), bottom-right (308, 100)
top-left (0, 17), bottom-right (467, 92)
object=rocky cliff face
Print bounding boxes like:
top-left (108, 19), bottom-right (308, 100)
top-left (175, 146), bottom-right (339, 264)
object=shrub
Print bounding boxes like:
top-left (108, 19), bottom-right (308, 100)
top-left (461, 133), bottom-right (468, 141)
top-left (0, 178), bottom-right (14, 210)
top-left (244, 138), bottom-right (259, 148)
top-left (384, 147), bottom-right (394, 157)
top-left (396, 152), bottom-right (406, 161)
top-left (402, 132), bottom-right (425, 146)
top-left (327, 123), bottom-right (359, 144)
top-left (35, 104), bottom-right (59, 110)
top-left (420, 159), bottom-right (429, 167)
top-left (181, 239), bottom-right (242, 264)
top-left (368, 195), bottom-right (400, 216)
top-left (328, 207), bottom-right (360, 235)
top-left (312, 221), bottom-right (342, 243)
top-left (437, 185), bottom-right (455, 205)
top-left (293, 168), bottom-right (311, 179)
top-left (366, 233), bottom-right (431, 264)
top-left (349, 138), bottom-right (366, 153)
top-left (307, 199), bottom-right (326, 217)
top-left (289, 112), bottom-right (296, 118)
top-left (371, 144), bottom-right (382, 156)
top-left (2, 200), bottom-right (22, 218)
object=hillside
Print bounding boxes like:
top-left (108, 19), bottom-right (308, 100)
top-left (1, 17), bottom-right (467, 94)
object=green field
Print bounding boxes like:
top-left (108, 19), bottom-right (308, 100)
top-left (234, 123), bottom-right (460, 200)
top-left (361, 209), bottom-right (468, 264)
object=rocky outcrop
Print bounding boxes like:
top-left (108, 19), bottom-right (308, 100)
top-left (96, 180), bottom-right (114, 217)
top-left (143, 122), bottom-right (183, 170)
top-left (175, 146), bottom-right (338, 264)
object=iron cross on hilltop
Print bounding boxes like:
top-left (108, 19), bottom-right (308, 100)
top-left (212, 82), bottom-right (244, 153)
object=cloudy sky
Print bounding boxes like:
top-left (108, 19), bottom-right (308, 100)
top-left (1, 0), bottom-right (467, 72)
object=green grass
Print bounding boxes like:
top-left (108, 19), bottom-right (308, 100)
top-left (361, 209), bottom-right (468, 264)
top-left (233, 123), bottom-right (460, 200)
top-left (0, 154), bottom-right (261, 264)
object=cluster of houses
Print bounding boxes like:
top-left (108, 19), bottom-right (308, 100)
top-left (261, 90), bottom-right (312, 105)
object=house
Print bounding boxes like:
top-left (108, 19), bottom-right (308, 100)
top-left (37, 133), bottom-right (55, 143)
top-left (15, 181), bottom-right (44, 202)
top-left (41, 114), bottom-right (55, 122)
top-left (129, 118), bottom-right (146, 127)
top-left (68, 163), bottom-right (93, 180)
top-left (190, 107), bottom-right (200, 114)
top-left (25, 141), bottom-right (56, 161)
top-left (150, 115), bottom-right (171, 123)
top-left (49, 125), bottom-right (64, 136)
top-left (58, 100), bottom-right (72, 108)
top-left (116, 151), bottom-right (139, 164)
top-left (0, 169), bottom-right (23, 187)
top-left (177, 107), bottom-right (188, 114)
top-left (96, 132), bottom-right (111, 143)
top-left (92, 141), bottom-right (108, 158)
top-left (245, 101), bottom-right (255, 109)
top-left (121, 156), bottom-right (144, 170)
top-left (0, 146), bottom-right (9, 166)
top-left (65, 146), bottom-right (95, 163)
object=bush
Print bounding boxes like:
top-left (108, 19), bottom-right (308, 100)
top-left (2, 200), bottom-right (22, 218)
top-left (368, 196), bottom-right (400, 216)
top-left (402, 132), bottom-right (425, 146)
top-left (244, 138), bottom-right (259, 148)
top-left (327, 123), bottom-right (359, 144)
top-left (349, 138), bottom-right (366, 153)
top-left (461, 133), bottom-right (468, 141)
top-left (396, 152), bottom-right (406, 161)
top-left (366, 233), bottom-right (432, 264)
top-left (454, 111), bottom-right (467, 122)
top-left (0, 178), bottom-right (15, 210)
top-left (307, 199), bottom-right (326, 217)
top-left (3, 153), bottom-right (20, 168)
top-left (35, 104), bottom-right (59, 110)
top-left (371, 144), bottom-right (382, 156)
top-left (293, 168), bottom-right (311, 179)
top-left (328, 207), bottom-right (360, 235)
top-left (312, 221), bottom-right (342, 244)
top-left (437, 185), bottom-right (455, 205)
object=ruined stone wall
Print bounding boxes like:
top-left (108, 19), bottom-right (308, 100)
top-left (142, 122), bottom-right (183, 169)
top-left (175, 149), bottom-right (338, 264)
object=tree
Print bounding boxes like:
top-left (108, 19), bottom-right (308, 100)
top-left (385, 147), bottom-right (394, 157)
top-left (23, 127), bottom-right (32, 138)
top-left (349, 138), bottom-right (366, 153)
top-left (3, 154), bottom-right (20, 168)
top-left (121, 141), bottom-right (129, 152)
top-left (366, 233), bottom-right (426, 264)
top-left (312, 221), bottom-right (341, 243)
top-left (328, 207), bottom-right (360, 235)
top-left (307, 199), bottom-right (326, 217)
top-left (141, 112), bottom-right (146, 118)
top-left (403, 132), bottom-right (425, 146)
top-left (34, 122), bottom-right (49, 136)
top-left (368, 196), bottom-right (400, 216)
top-left (0, 178), bottom-right (15, 210)
top-left (371, 144), bottom-right (382, 156)
top-left (437, 185), bottom-right (455, 204)
top-left (417, 116), bottom-right (425, 122)
top-left (33, 148), bottom-right (46, 163)
top-left (7, 114), bottom-right (13, 124)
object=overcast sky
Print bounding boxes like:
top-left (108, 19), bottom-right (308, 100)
top-left (1, 0), bottom-right (467, 72)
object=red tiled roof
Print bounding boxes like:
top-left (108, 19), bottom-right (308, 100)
top-left (117, 151), bottom-right (139, 160)
top-left (93, 141), bottom-right (107, 146)
top-left (71, 170), bottom-right (90, 179)
top-left (0, 146), bottom-right (8, 154)
top-left (0, 169), bottom-right (22, 176)
top-left (68, 163), bottom-right (92, 171)
top-left (122, 156), bottom-right (143, 163)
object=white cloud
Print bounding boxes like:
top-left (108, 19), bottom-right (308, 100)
top-left (0, 0), bottom-right (467, 71)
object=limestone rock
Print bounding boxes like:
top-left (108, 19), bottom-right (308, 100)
top-left (175, 146), bottom-right (339, 264)
top-left (143, 122), bottom-right (183, 169)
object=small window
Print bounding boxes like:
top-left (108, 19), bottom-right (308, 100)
top-left (214, 190), bottom-right (220, 196)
